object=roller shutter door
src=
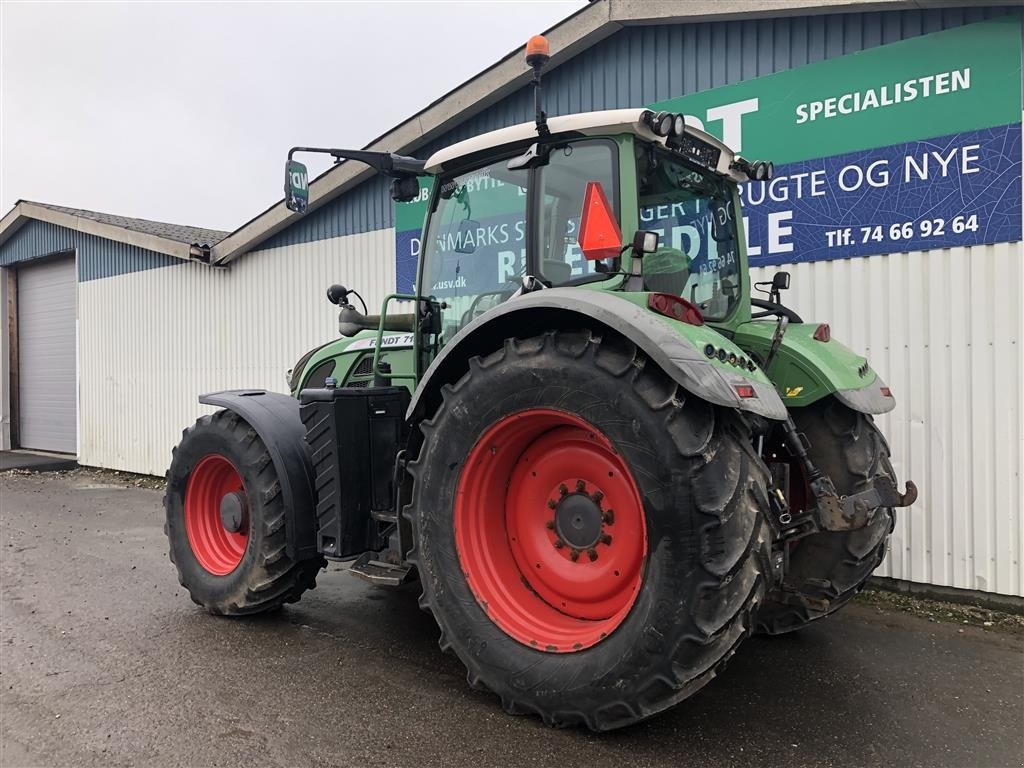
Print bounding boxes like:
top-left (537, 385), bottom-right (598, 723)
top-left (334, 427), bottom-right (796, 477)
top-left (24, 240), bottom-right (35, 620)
top-left (18, 256), bottom-right (77, 453)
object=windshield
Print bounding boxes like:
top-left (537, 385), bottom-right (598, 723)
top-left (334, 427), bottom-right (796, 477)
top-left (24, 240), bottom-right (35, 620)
top-left (637, 144), bottom-right (741, 321)
top-left (419, 158), bottom-right (529, 343)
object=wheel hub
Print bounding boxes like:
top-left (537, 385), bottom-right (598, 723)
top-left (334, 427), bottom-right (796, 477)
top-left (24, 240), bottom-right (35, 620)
top-left (554, 492), bottom-right (602, 549)
top-left (219, 491), bottom-right (248, 533)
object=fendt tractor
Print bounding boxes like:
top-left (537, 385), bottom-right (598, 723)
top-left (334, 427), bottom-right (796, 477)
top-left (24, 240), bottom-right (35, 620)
top-left (165, 36), bottom-right (917, 730)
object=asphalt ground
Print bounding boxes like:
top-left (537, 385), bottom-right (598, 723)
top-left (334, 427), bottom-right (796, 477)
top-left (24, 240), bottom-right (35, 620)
top-left (1, 469), bottom-right (1022, 768)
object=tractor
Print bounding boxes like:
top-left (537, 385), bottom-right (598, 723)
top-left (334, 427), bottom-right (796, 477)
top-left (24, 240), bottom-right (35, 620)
top-left (164, 36), bottom-right (917, 731)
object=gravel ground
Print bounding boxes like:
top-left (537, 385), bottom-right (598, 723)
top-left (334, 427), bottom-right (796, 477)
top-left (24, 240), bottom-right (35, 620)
top-left (2, 468), bottom-right (1022, 768)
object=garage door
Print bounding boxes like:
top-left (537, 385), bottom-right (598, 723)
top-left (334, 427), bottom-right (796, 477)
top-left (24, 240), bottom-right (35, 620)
top-left (18, 256), bottom-right (77, 454)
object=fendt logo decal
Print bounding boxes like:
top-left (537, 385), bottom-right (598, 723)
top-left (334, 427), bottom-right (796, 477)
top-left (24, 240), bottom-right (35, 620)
top-left (345, 333), bottom-right (415, 352)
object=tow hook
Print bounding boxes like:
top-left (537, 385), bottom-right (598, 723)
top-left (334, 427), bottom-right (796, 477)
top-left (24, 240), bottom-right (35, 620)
top-left (897, 480), bottom-right (919, 507)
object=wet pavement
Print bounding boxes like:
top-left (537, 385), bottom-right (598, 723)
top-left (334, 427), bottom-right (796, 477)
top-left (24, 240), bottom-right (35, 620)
top-left (2, 469), bottom-right (1021, 768)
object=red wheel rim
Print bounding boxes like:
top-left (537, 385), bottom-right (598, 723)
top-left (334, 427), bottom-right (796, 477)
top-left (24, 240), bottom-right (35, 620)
top-left (184, 454), bottom-right (249, 575)
top-left (455, 409), bottom-right (646, 652)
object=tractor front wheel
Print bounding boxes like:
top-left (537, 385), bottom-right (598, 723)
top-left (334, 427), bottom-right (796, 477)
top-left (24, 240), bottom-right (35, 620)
top-left (164, 410), bottom-right (324, 615)
top-left (407, 330), bottom-right (771, 730)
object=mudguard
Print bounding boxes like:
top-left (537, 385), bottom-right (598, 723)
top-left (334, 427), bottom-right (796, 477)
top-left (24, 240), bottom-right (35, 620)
top-left (733, 321), bottom-right (896, 414)
top-left (199, 390), bottom-right (318, 560)
top-left (408, 288), bottom-right (787, 421)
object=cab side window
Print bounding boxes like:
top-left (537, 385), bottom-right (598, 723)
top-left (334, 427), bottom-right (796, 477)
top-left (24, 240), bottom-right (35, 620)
top-left (535, 140), bottom-right (618, 285)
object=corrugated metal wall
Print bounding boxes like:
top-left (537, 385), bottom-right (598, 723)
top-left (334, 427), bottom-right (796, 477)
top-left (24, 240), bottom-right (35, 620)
top-left (252, 6), bottom-right (1016, 250)
top-left (76, 228), bottom-right (396, 475)
top-left (751, 241), bottom-right (1023, 597)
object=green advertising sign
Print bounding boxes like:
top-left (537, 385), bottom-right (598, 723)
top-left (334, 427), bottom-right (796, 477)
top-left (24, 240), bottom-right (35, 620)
top-left (650, 15), bottom-right (1022, 164)
top-left (395, 16), bottom-right (1022, 287)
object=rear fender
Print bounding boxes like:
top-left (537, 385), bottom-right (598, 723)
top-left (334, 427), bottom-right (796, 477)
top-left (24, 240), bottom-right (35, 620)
top-left (198, 390), bottom-right (318, 560)
top-left (408, 288), bottom-right (787, 422)
top-left (733, 321), bottom-right (895, 414)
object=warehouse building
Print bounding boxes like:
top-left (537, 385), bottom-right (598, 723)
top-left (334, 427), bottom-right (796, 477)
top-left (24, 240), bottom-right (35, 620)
top-left (1, 0), bottom-right (1021, 599)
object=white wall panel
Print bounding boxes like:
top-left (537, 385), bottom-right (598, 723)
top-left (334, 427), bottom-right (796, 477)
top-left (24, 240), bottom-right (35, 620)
top-left (77, 228), bottom-right (396, 478)
top-left (77, 228), bottom-right (1022, 597)
top-left (751, 241), bottom-right (1023, 597)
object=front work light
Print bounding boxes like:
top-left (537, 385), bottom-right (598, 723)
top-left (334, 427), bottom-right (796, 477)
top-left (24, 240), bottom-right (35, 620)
top-left (732, 157), bottom-right (776, 182)
top-left (643, 110), bottom-right (686, 140)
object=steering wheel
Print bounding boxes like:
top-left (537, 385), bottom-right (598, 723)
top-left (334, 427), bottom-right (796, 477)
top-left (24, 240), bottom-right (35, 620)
top-left (751, 297), bottom-right (803, 324)
top-left (462, 286), bottom-right (517, 325)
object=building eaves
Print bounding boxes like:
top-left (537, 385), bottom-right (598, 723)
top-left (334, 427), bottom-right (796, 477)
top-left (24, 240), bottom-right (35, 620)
top-left (0, 201), bottom-right (229, 262)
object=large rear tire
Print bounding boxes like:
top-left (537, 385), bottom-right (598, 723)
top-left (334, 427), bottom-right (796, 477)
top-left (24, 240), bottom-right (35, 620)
top-left (407, 330), bottom-right (771, 730)
top-left (756, 397), bottom-right (896, 634)
top-left (164, 409), bottom-right (324, 615)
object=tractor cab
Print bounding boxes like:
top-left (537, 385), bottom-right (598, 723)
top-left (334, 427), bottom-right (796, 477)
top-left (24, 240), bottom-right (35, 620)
top-left (415, 108), bottom-right (768, 348)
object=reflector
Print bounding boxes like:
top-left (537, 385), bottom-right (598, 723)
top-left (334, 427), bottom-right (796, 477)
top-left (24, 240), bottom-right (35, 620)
top-left (578, 181), bottom-right (623, 261)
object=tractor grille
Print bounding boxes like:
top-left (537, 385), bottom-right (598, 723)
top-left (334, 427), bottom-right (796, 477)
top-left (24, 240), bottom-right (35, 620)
top-left (353, 355), bottom-right (374, 376)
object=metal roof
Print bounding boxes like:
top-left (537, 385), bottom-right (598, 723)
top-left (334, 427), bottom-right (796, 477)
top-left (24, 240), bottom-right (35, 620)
top-left (24, 202), bottom-right (228, 247)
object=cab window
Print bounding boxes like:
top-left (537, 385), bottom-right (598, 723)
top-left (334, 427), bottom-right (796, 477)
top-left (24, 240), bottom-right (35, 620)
top-left (535, 140), bottom-right (619, 285)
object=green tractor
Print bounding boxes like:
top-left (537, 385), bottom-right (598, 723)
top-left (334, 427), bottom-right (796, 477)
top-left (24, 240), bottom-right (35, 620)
top-left (164, 36), bottom-right (917, 730)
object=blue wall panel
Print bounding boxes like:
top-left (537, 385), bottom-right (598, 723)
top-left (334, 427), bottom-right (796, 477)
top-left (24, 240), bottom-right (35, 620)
top-left (254, 5), bottom-right (1018, 251)
top-left (0, 219), bottom-right (179, 281)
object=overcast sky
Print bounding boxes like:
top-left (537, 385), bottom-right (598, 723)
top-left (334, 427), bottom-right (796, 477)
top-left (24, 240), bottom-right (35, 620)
top-left (1, 1), bottom-right (584, 232)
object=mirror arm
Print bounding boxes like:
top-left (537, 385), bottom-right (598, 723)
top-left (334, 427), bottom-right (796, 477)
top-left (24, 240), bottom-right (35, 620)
top-left (288, 146), bottom-right (426, 177)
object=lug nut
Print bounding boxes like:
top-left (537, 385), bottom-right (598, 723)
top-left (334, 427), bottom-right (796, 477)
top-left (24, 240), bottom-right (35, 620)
top-left (547, 499), bottom-right (557, 509)
top-left (576, 479), bottom-right (586, 492)
top-left (553, 539), bottom-right (565, 549)
top-left (558, 484), bottom-right (569, 497)
top-left (602, 509), bottom-right (615, 525)
top-left (592, 491), bottom-right (604, 504)
top-left (587, 548), bottom-right (598, 561)
top-left (570, 549), bottom-right (580, 562)
top-left (545, 520), bottom-right (555, 530)
top-left (599, 533), bottom-right (612, 546)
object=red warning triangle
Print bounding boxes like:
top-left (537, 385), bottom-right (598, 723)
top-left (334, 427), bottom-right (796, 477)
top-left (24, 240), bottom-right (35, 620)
top-left (578, 181), bottom-right (622, 261)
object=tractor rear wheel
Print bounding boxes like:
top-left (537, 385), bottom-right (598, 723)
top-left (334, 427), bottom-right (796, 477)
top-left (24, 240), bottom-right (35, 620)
top-left (164, 409), bottom-right (324, 615)
top-left (756, 397), bottom-right (895, 634)
top-left (407, 330), bottom-right (771, 730)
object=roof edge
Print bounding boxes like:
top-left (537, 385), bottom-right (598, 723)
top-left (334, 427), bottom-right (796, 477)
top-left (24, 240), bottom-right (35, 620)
top-left (0, 201), bottom-right (196, 261)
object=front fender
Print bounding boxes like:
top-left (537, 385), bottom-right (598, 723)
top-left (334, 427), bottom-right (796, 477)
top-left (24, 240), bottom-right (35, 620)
top-left (733, 321), bottom-right (895, 414)
top-left (199, 390), bottom-right (318, 560)
top-left (409, 288), bottom-right (787, 421)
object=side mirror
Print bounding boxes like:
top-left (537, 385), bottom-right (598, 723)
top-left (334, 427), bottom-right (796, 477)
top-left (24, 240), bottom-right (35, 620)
top-left (285, 159), bottom-right (309, 214)
top-left (631, 230), bottom-right (660, 256)
top-left (772, 271), bottom-right (791, 291)
top-left (454, 219), bottom-right (480, 254)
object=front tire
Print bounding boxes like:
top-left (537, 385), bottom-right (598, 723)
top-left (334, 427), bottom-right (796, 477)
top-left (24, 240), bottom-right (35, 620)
top-left (756, 397), bottom-right (896, 634)
top-left (164, 409), bottom-right (324, 615)
top-left (407, 331), bottom-right (771, 730)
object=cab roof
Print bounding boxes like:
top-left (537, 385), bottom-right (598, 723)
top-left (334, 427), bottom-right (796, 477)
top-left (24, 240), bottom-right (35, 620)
top-left (423, 108), bottom-right (747, 183)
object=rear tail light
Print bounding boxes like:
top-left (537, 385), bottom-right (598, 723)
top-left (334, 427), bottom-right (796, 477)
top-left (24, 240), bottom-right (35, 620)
top-left (734, 384), bottom-right (757, 399)
top-left (813, 323), bottom-right (831, 342)
top-left (647, 293), bottom-right (704, 326)
top-left (880, 386), bottom-right (893, 397)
